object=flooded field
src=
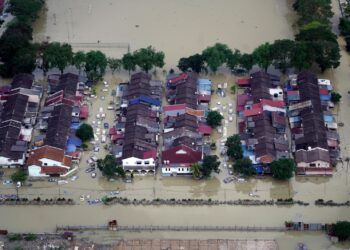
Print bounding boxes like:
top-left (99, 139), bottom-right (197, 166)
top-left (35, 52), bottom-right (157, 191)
top-left (0, 0), bottom-right (350, 249)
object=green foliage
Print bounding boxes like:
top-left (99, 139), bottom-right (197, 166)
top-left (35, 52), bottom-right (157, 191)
top-left (339, 18), bottom-right (350, 36)
top-left (133, 46), bottom-right (165, 73)
top-left (230, 85), bottom-right (236, 94)
top-left (43, 42), bottom-right (73, 73)
top-left (202, 43), bottom-right (232, 72)
top-left (73, 51), bottom-right (86, 75)
top-left (331, 92), bottom-right (342, 103)
top-left (75, 123), bottom-right (94, 142)
top-left (11, 170), bottom-right (27, 183)
top-left (293, 0), bottom-right (333, 27)
top-left (191, 163), bottom-right (202, 179)
top-left (291, 42), bottom-right (313, 71)
top-left (81, 143), bottom-right (88, 150)
top-left (122, 52), bottom-right (136, 73)
top-left (12, 46), bottom-right (37, 73)
top-left (238, 53), bottom-right (254, 72)
top-left (225, 135), bottom-right (243, 160)
top-left (346, 37), bottom-right (350, 52)
top-left (8, 0), bottom-right (44, 24)
top-left (7, 233), bottom-right (23, 241)
top-left (234, 158), bottom-right (254, 177)
top-left (177, 53), bottom-right (205, 73)
top-left (226, 49), bottom-right (241, 71)
top-left (97, 155), bottom-right (125, 179)
top-left (296, 21), bottom-right (337, 43)
top-left (108, 58), bottom-right (122, 74)
top-left (312, 40), bottom-right (340, 72)
top-left (271, 39), bottom-right (295, 73)
top-left (201, 155), bottom-right (220, 178)
top-left (85, 50), bottom-right (108, 81)
top-left (332, 221), bottom-right (350, 241)
top-left (252, 42), bottom-right (273, 72)
top-left (206, 111), bottom-right (224, 128)
top-left (270, 158), bottom-right (296, 180)
top-left (24, 233), bottom-right (37, 241)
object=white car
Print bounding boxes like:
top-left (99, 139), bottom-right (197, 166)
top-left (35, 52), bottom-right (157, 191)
top-left (3, 180), bottom-right (12, 185)
top-left (96, 114), bottom-right (100, 119)
top-left (103, 81), bottom-right (108, 85)
top-left (217, 102), bottom-right (221, 105)
top-left (71, 176), bottom-right (78, 181)
top-left (229, 116), bottom-right (233, 122)
top-left (101, 135), bottom-right (106, 143)
top-left (228, 109), bottom-right (233, 114)
top-left (102, 88), bottom-right (109, 92)
top-left (99, 107), bottom-right (103, 113)
top-left (228, 103), bottom-right (233, 108)
top-left (102, 129), bottom-right (106, 135)
top-left (94, 147), bottom-right (100, 152)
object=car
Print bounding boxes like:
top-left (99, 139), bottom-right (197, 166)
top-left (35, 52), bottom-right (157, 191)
top-left (228, 109), bottom-right (233, 114)
top-left (223, 177), bottom-right (234, 183)
top-left (91, 156), bottom-right (98, 162)
top-left (91, 172), bottom-right (96, 178)
top-left (102, 88), bottom-right (109, 92)
top-left (109, 190), bottom-right (119, 195)
top-left (103, 81), bottom-right (108, 85)
top-left (97, 121), bottom-right (101, 125)
top-left (104, 123), bottom-right (109, 129)
top-left (48, 178), bottom-right (57, 183)
top-left (100, 96), bottom-right (105, 101)
top-left (101, 135), bottom-right (106, 143)
top-left (217, 102), bottom-right (221, 105)
top-left (229, 116), bottom-right (233, 122)
top-left (71, 176), bottom-right (78, 181)
top-left (57, 180), bottom-right (68, 185)
top-left (85, 168), bottom-right (95, 173)
top-left (0, 171), bottom-right (4, 177)
top-left (2, 180), bottom-right (12, 185)
top-left (107, 106), bottom-right (114, 110)
top-left (102, 129), bottom-right (106, 135)
top-left (94, 147), bottom-right (100, 152)
top-left (96, 114), bottom-right (100, 119)
top-left (229, 170), bottom-right (233, 175)
top-left (99, 107), bottom-right (103, 113)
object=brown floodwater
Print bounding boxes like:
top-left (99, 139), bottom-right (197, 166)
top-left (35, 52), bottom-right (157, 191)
top-left (0, 0), bottom-right (350, 248)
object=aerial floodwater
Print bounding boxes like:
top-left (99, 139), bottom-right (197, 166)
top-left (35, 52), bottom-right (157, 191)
top-left (0, 0), bottom-right (349, 249)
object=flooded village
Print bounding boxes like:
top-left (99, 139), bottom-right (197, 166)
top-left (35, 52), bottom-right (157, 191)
top-left (0, 0), bottom-right (350, 249)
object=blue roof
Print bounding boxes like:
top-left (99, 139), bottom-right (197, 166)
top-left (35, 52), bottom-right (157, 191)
top-left (70, 123), bottom-right (81, 129)
top-left (323, 115), bottom-right (334, 123)
top-left (198, 79), bottom-right (211, 86)
top-left (67, 137), bottom-right (82, 146)
top-left (320, 95), bottom-right (331, 101)
top-left (254, 165), bottom-right (264, 174)
top-left (129, 95), bottom-right (160, 106)
top-left (66, 144), bottom-right (76, 153)
top-left (287, 95), bottom-right (300, 101)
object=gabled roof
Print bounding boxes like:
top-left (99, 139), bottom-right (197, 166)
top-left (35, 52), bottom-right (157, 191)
top-left (236, 78), bottom-right (250, 86)
top-left (11, 73), bottom-right (34, 89)
top-left (162, 145), bottom-right (202, 165)
top-left (260, 99), bottom-right (285, 108)
top-left (27, 145), bottom-right (72, 167)
top-left (243, 107), bottom-right (263, 117)
top-left (40, 166), bottom-right (69, 174)
top-left (168, 73), bottom-right (188, 84)
top-left (295, 148), bottom-right (330, 163)
top-left (164, 104), bottom-right (187, 112)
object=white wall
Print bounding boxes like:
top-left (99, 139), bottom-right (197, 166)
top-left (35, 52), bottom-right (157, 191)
top-left (162, 166), bottom-right (192, 175)
top-left (297, 160), bottom-right (330, 169)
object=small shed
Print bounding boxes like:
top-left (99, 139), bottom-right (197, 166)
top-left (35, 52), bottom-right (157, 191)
top-left (79, 105), bottom-right (89, 119)
top-left (236, 78), bottom-right (250, 87)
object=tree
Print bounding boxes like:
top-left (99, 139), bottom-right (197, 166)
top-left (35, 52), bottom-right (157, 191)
top-left (271, 39), bottom-right (295, 73)
top-left (291, 42), bottom-right (313, 71)
top-left (312, 40), bottom-right (340, 72)
top-left (85, 50), bottom-right (108, 81)
top-left (97, 155), bottom-right (125, 179)
top-left (296, 21), bottom-right (337, 44)
top-left (252, 42), bottom-right (272, 72)
top-left (73, 51), bottom-right (86, 75)
top-left (133, 46), bottom-right (165, 73)
top-left (206, 111), bottom-right (224, 128)
top-left (108, 58), bottom-right (122, 74)
top-left (339, 18), bottom-right (350, 36)
top-left (332, 221), bottom-right (350, 241)
top-left (12, 46), bottom-right (36, 74)
top-left (225, 135), bottom-right (243, 160)
top-left (270, 158), bottom-right (296, 180)
top-left (202, 43), bottom-right (232, 73)
top-left (201, 155), bottom-right (220, 178)
top-left (238, 53), bottom-right (254, 72)
top-left (43, 42), bottom-right (73, 74)
top-left (8, 0), bottom-right (44, 24)
top-left (11, 170), bottom-right (27, 183)
top-left (234, 158), bottom-right (255, 177)
top-left (227, 49), bottom-right (241, 71)
top-left (331, 92), bottom-right (342, 103)
top-left (177, 54), bottom-right (205, 73)
top-left (75, 123), bottom-right (94, 141)
top-left (122, 52), bottom-right (136, 74)
top-left (293, 0), bottom-right (333, 27)
top-left (191, 163), bottom-right (202, 179)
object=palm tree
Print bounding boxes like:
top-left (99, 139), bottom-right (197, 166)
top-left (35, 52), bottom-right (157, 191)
top-left (191, 163), bottom-right (202, 179)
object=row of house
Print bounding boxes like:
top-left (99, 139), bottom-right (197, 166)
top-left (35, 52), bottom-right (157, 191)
top-left (161, 72), bottom-right (212, 176)
top-left (236, 72), bottom-right (289, 174)
top-left (286, 72), bottom-right (339, 176)
top-left (111, 72), bottom-right (162, 175)
top-left (0, 74), bottom-right (43, 168)
top-left (27, 73), bottom-right (88, 177)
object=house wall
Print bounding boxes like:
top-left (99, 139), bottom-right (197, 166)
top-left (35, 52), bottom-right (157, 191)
top-left (122, 157), bottom-right (156, 173)
top-left (28, 165), bottom-right (47, 177)
top-left (0, 156), bottom-right (25, 167)
top-left (164, 109), bottom-right (185, 117)
top-left (297, 160), bottom-right (330, 169)
top-left (161, 166), bottom-right (192, 176)
top-left (40, 158), bottom-right (66, 167)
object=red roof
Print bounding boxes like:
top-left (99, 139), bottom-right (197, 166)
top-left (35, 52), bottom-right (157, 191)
top-left (162, 145), bottom-right (202, 165)
top-left (287, 90), bottom-right (299, 95)
top-left (197, 94), bottom-right (211, 102)
top-left (236, 94), bottom-right (249, 112)
top-left (164, 104), bottom-right (186, 112)
top-left (143, 149), bottom-right (157, 159)
top-left (319, 89), bottom-right (329, 95)
top-left (197, 124), bottom-right (213, 135)
top-left (109, 127), bottom-right (117, 135)
top-left (243, 107), bottom-right (262, 117)
top-left (236, 78), bottom-right (250, 86)
top-left (260, 99), bottom-right (285, 108)
top-left (111, 133), bottom-right (124, 141)
top-left (168, 73), bottom-right (188, 84)
top-left (79, 104), bottom-right (89, 119)
top-left (68, 151), bottom-right (81, 158)
top-left (41, 166), bottom-right (68, 174)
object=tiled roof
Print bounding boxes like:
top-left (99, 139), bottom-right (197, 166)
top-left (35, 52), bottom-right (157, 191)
top-left (27, 145), bottom-right (72, 167)
top-left (162, 145), bottom-right (202, 165)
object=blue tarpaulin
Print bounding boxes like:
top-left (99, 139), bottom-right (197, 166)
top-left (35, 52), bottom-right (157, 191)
top-left (66, 144), bottom-right (76, 153)
top-left (67, 137), bottom-right (82, 147)
top-left (254, 165), bottom-right (264, 174)
top-left (323, 115), bottom-right (334, 123)
top-left (129, 95), bottom-right (160, 106)
top-left (70, 123), bottom-right (81, 129)
top-left (320, 95), bottom-right (331, 101)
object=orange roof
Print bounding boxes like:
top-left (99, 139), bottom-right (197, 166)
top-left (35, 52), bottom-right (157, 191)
top-left (185, 107), bottom-right (204, 117)
top-left (27, 145), bottom-right (72, 167)
top-left (41, 166), bottom-right (68, 174)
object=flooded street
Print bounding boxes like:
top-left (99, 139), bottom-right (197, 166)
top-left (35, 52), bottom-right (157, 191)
top-left (0, 0), bottom-right (350, 248)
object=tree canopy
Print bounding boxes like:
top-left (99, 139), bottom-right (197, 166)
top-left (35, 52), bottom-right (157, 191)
top-left (225, 135), bottom-right (243, 160)
top-left (85, 50), bottom-right (108, 81)
top-left (332, 221), bottom-right (350, 241)
top-left (177, 54), bottom-right (205, 73)
top-left (73, 51), bottom-right (86, 75)
top-left (121, 53), bottom-right (136, 74)
top-left (8, 0), bottom-right (44, 24)
top-left (271, 39), bottom-right (295, 73)
top-left (108, 58), bottom-right (122, 74)
top-left (76, 123), bottom-right (94, 142)
top-left (43, 42), bottom-right (73, 73)
top-left (293, 0), bottom-right (333, 27)
top-left (201, 155), bottom-right (220, 178)
top-left (11, 170), bottom-right (27, 183)
top-left (202, 43), bottom-right (232, 72)
top-left (97, 155), bottom-right (125, 179)
top-left (133, 46), bottom-right (165, 73)
top-left (234, 158), bottom-right (255, 177)
top-left (252, 42), bottom-right (273, 72)
top-left (270, 158), bottom-right (296, 180)
top-left (331, 92), bottom-right (342, 103)
top-left (191, 163), bottom-right (202, 179)
top-left (206, 111), bottom-right (224, 128)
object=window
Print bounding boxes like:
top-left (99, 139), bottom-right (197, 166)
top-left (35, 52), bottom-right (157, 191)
top-left (44, 163), bottom-right (47, 166)
top-left (309, 163), bottom-right (316, 167)
top-left (182, 168), bottom-right (184, 171)
top-left (136, 161), bottom-right (142, 165)
top-left (178, 168), bottom-right (181, 171)
top-left (145, 161), bottom-right (149, 165)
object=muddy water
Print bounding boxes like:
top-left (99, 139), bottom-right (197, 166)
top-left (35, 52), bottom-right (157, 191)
top-left (1, 0), bottom-right (349, 248)
top-left (32, 0), bottom-right (294, 68)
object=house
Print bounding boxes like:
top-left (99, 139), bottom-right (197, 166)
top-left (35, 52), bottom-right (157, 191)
top-left (27, 145), bottom-right (72, 177)
top-left (11, 73), bottom-right (34, 90)
top-left (161, 145), bottom-right (202, 176)
top-left (163, 104), bottom-right (186, 117)
top-left (295, 147), bottom-right (332, 176)
top-left (236, 78), bottom-right (250, 87)
top-left (122, 156), bottom-right (156, 175)
top-left (197, 124), bottom-right (213, 136)
top-left (167, 73), bottom-right (188, 87)
top-left (79, 104), bottom-right (89, 119)
top-left (197, 79), bottom-right (211, 95)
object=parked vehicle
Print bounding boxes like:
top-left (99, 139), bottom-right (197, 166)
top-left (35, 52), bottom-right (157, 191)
top-left (48, 178), bottom-right (57, 182)
top-left (0, 171), bottom-right (4, 177)
top-left (57, 180), bottom-right (68, 185)
top-left (91, 172), bottom-right (96, 178)
top-left (101, 135), bottom-right (106, 143)
top-left (91, 156), bottom-right (98, 162)
top-left (94, 147), bottom-right (100, 152)
top-left (223, 177), bottom-right (234, 183)
top-left (2, 180), bottom-right (12, 185)
top-left (107, 106), bottom-right (114, 110)
top-left (85, 168), bottom-right (95, 173)
top-left (16, 182), bottom-right (21, 188)
top-left (104, 123), bottom-right (109, 129)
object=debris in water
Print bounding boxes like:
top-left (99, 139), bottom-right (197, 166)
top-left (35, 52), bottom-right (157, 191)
top-left (135, 24), bottom-right (139, 28)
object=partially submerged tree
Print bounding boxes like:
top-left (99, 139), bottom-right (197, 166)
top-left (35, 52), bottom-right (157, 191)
top-left (252, 42), bottom-right (273, 72)
top-left (332, 221), bottom-right (350, 241)
top-left (85, 50), bottom-right (108, 81)
top-left (121, 52), bottom-right (136, 74)
top-left (225, 135), bottom-right (243, 160)
top-left (270, 158), bottom-right (296, 180)
top-left (177, 53), bottom-right (205, 73)
top-left (191, 163), bottom-right (202, 179)
top-left (206, 111), bottom-right (224, 128)
top-left (97, 155), bottom-right (125, 179)
top-left (133, 46), bottom-right (165, 73)
top-left (43, 42), bottom-right (73, 74)
top-left (271, 39), bottom-right (295, 73)
top-left (76, 123), bottom-right (94, 142)
top-left (108, 58), bottom-right (122, 74)
top-left (73, 51), bottom-right (86, 75)
top-left (11, 170), bottom-right (27, 183)
top-left (234, 158), bottom-right (254, 177)
top-left (331, 92), bottom-right (342, 103)
top-left (202, 43), bottom-right (232, 73)
top-left (201, 155), bottom-right (220, 178)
